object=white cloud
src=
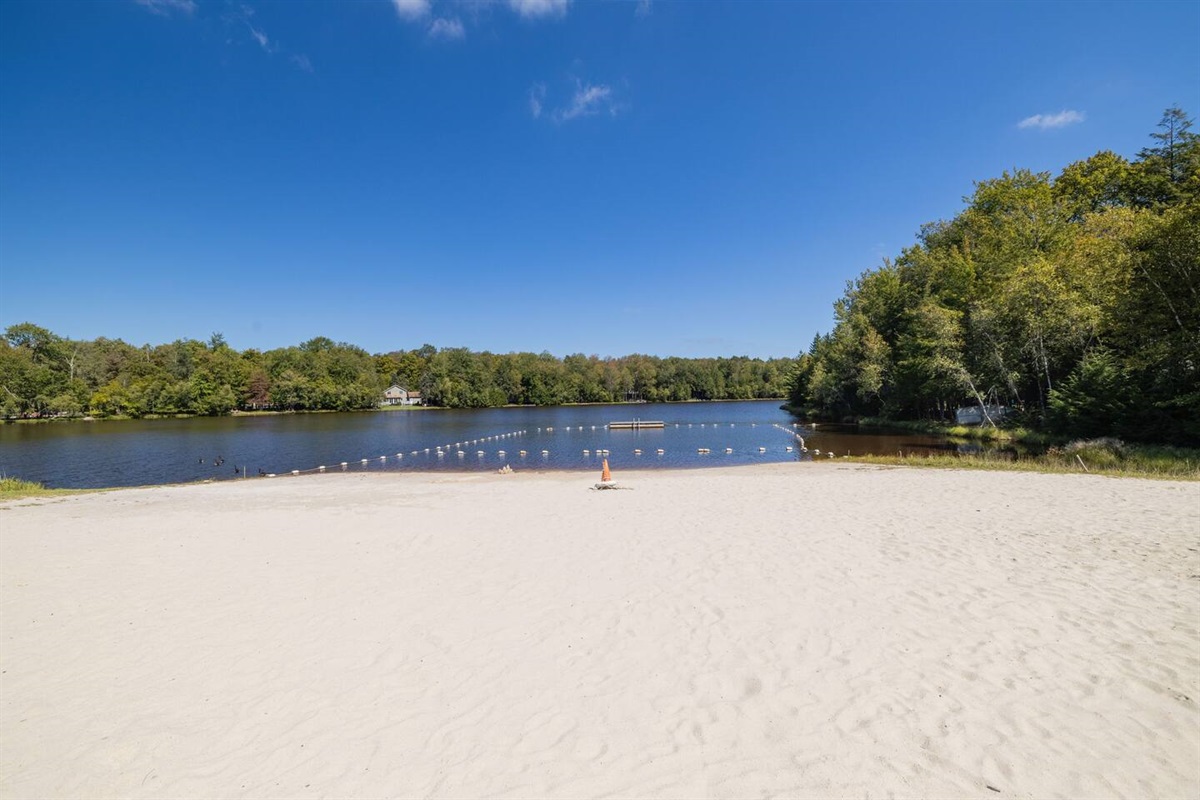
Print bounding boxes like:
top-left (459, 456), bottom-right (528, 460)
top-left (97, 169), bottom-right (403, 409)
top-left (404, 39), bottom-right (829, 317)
top-left (393, 0), bottom-right (567, 39)
top-left (248, 24), bottom-right (272, 52)
top-left (555, 81), bottom-right (614, 122)
top-left (392, 0), bottom-right (431, 19)
top-left (635, 0), bottom-right (652, 16)
top-left (1018, 109), bottom-right (1086, 130)
top-left (291, 54), bottom-right (314, 72)
top-left (508, 0), bottom-right (568, 19)
top-left (134, 0), bottom-right (196, 15)
top-left (529, 83), bottom-right (546, 119)
top-left (428, 17), bottom-right (465, 40)
top-left (531, 78), bottom-right (620, 123)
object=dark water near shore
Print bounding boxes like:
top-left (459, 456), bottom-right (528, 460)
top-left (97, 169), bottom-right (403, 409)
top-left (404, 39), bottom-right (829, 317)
top-left (0, 401), bottom-right (1000, 489)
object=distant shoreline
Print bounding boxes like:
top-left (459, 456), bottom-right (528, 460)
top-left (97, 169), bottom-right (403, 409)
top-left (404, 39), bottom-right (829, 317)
top-left (2, 397), bottom-right (790, 424)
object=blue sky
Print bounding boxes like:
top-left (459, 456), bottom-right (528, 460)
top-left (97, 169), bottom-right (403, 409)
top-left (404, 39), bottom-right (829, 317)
top-left (1, 0), bottom-right (1197, 358)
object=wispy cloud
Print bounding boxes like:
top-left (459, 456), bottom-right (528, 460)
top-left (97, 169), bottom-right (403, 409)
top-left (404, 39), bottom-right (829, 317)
top-left (209, 4), bottom-right (312, 70)
top-left (508, 0), bottom-right (569, 19)
top-left (135, 0), bottom-right (312, 70)
top-left (635, 0), bottom-right (652, 16)
top-left (557, 81), bottom-right (614, 122)
top-left (1018, 109), bottom-right (1085, 130)
top-left (134, 0), bottom-right (196, 15)
top-left (392, 0), bottom-right (568, 41)
top-left (247, 24), bottom-right (273, 53)
top-left (530, 77), bottom-right (622, 124)
top-left (428, 17), bottom-right (465, 40)
top-left (529, 83), bottom-right (546, 119)
top-left (392, 0), bottom-right (431, 19)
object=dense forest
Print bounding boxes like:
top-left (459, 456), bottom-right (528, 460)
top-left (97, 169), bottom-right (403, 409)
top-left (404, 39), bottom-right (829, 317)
top-left (0, 327), bottom-right (794, 418)
top-left (789, 108), bottom-right (1199, 445)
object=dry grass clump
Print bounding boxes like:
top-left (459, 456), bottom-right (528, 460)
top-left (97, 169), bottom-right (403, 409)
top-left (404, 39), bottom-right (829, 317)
top-left (848, 441), bottom-right (1198, 481)
top-left (0, 476), bottom-right (87, 501)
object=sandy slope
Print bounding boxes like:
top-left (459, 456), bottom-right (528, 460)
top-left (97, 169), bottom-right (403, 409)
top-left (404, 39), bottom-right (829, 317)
top-left (1, 463), bottom-right (1197, 799)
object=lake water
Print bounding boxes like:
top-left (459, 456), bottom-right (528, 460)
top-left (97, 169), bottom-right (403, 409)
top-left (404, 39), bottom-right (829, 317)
top-left (0, 401), bottom-right (986, 489)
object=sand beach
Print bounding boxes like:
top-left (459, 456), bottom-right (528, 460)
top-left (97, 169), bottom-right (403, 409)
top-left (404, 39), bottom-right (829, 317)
top-left (1, 463), bottom-right (1197, 799)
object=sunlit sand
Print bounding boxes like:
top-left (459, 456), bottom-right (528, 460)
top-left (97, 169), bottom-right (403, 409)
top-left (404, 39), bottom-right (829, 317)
top-left (2, 464), bottom-right (1197, 799)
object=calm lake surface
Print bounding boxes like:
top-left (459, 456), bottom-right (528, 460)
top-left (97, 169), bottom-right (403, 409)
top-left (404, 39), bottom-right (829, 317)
top-left (0, 401), bottom-right (990, 489)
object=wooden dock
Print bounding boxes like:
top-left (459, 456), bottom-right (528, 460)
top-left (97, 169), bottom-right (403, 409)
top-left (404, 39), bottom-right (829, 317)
top-left (608, 420), bottom-right (665, 429)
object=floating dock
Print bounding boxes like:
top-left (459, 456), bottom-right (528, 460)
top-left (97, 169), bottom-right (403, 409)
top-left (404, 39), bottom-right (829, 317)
top-left (608, 420), bottom-right (665, 429)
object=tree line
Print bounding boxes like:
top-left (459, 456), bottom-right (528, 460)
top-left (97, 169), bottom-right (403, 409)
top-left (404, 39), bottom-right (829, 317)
top-left (0, 327), bottom-right (794, 418)
top-left (788, 107), bottom-right (1199, 446)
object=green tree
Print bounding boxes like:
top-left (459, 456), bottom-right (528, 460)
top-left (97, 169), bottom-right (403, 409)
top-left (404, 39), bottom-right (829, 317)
top-left (1128, 107), bottom-right (1200, 206)
top-left (1054, 151), bottom-right (1132, 220)
top-left (1140, 107), bottom-right (1198, 186)
top-left (1047, 349), bottom-right (1131, 437)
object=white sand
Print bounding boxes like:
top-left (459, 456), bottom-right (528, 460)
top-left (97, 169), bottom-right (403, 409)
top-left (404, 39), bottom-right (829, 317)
top-left (1, 463), bottom-right (1198, 799)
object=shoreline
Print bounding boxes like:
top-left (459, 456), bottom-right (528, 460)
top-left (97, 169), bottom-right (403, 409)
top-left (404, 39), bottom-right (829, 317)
top-left (5, 449), bottom-right (1196, 501)
top-left (2, 397), bottom-right (791, 425)
top-left (2, 464), bottom-right (1197, 798)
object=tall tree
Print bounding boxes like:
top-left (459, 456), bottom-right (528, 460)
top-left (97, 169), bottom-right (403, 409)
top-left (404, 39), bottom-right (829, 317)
top-left (1140, 106), bottom-right (1198, 185)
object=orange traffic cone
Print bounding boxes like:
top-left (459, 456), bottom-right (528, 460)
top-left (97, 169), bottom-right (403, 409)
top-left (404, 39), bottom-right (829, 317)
top-left (601, 458), bottom-right (611, 482)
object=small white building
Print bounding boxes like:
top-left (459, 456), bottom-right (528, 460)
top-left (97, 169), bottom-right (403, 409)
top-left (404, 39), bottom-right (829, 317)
top-left (383, 385), bottom-right (422, 406)
top-left (955, 404), bottom-right (1008, 426)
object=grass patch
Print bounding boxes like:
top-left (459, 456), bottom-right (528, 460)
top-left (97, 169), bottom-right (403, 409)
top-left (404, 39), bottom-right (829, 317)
top-left (0, 476), bottom-right (89, 501)
top-left (857, 416), bottom-right (1055, 445)
top-left (846, 439), bottom-right (1200, 481)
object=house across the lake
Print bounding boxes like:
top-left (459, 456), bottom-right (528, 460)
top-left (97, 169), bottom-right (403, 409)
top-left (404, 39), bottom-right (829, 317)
top-left (382, 385), bottom-right (422, 406)
top-left (955, 404), bottom-right (1008, 426)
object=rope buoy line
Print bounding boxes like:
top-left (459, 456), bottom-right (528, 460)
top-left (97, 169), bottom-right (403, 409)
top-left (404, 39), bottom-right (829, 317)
top-left (261, 428), bottom-right (529, 478)
top-left (260, 421), bottom-right (822, 477)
